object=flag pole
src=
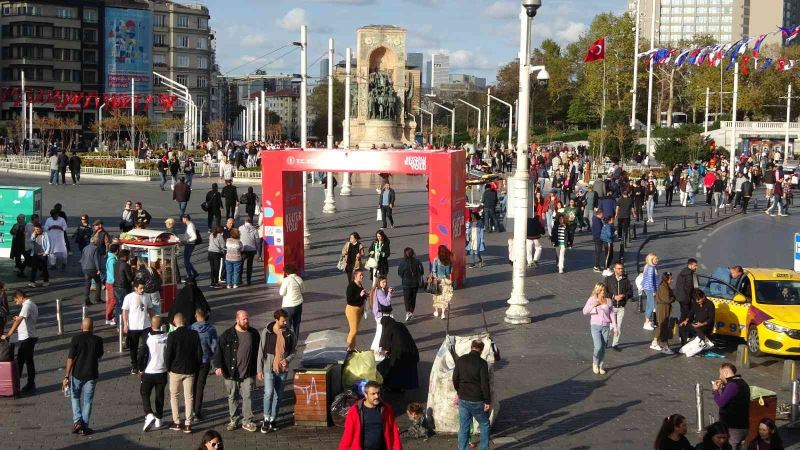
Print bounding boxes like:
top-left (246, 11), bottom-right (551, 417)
top-left (601, 39), bottom-right (607, 162)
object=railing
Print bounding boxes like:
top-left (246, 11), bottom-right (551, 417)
top-left (0, 159), bottom-right (152, 177)
top-left (721, 121), bottom-right (800, 130)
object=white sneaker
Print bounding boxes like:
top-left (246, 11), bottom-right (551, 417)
top-left (592, 363), bottom-right (599, 374)
top-left (433, 310), bottom-right (439, 318)
top-left (108, 319), bottom-right (116, 326)
top-left (144, 413), bottom-right (155, 431)
top-left (405, 312), bottom-right (412, 322)
top-left (440, 312), bottom-right (446, 319)
top-left (598, 364), bottom-right (606, 375)
top-left (643, 323), bottom-right (654, 331)
top-left (154, 418), bottom-right (162, 429)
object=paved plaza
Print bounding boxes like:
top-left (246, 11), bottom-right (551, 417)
top-left (0, 172), bottom-right (798, 449)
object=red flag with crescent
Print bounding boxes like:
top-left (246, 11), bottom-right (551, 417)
top-left (584, 38), bottom-right (605, 63)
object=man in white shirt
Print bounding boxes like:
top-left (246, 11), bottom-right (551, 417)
top-left (44, 209), bottom-right (68, 270)
top-left (123, 282), bottom-right (155, 374)
top-left (181, 215), bottom-right (199, 282)
top-left (138, 315), bottom-right (168, 431)
top-left (1, 291), bottom-right (39, 393)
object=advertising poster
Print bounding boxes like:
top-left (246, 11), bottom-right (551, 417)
top-left (0, 187), bottom-right (42, 258)
top-left (104, 7), bottom-right (152, 93)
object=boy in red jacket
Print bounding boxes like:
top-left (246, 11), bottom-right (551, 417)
top-left (338, 381), bottom-right (402, 450)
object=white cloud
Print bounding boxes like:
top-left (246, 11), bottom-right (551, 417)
top-left (485, 1), bottom-right (517, 20)
top-left (536, 19), bottom-right (589, 46)
top-left (555, 21), bottom-right (588, 43)
top-left (434, 49), bottom-right (496, 71)
top-left (276, 8), bottom-right (307, 31)
top-left (241, 34), bottom-right (268, 47)
top-left (312, 0), bottom-right (376, 3)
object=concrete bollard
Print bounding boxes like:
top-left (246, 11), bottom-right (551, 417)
top-left (791, 380), bottom-right (800, 428)
top-left (642, 220), bottom-right (648, 234)
top-left (783, 360), bottom-right (798, 389)
top-left (632, 223), bottom-right (637, 239)
top-left (82, 305), bottom-right (87, 321)
top-left (702, 211), bottom-right (706, 222)
top-left (735, 344), bottom-right (751, 369)
top-left (683, 215), bottom-right (687, 229)
top-left (56, 298), bottom-right (63, 335)
top-left (695, 212), bottom-right (699, 225)
top-left (664, 217), bottom-right (669, 231)
top-left (696, 383), bottom-right (705, 433)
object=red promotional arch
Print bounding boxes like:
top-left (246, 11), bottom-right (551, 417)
top-left (260, 149), bottom-right (466, 288)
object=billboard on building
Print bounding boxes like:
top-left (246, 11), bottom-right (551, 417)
top-left (104, 7), bottom-right (152, 93)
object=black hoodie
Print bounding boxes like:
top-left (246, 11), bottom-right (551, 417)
top-left (674, 267), bottom-right (696, 305)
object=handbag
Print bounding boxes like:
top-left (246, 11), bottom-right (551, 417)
top-left (200, 201), bottom-right (209, 212)
top-left (364, 257), bottom-right (378, 270)
top-left (337, 257), bottom-right (346, 271)
top-left (376, 208), bottom-right (383, 221)
top-left (425, 276), bottom-right (440, 295)
top-left (0, 340), bottom-right (13, 362)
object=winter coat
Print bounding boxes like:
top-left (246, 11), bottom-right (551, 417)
top-left (190, 320), bottom-right (219, 365)
top-left (338, 400), bottom-right (403, 450)
top-left (674, 267), bottom-right (696, 305)
top-left (212, 326), bottom-right (260, 381)
top-left (641, 264), bottom-right (660, 293)
top-left (465, 220), bottom-right (485, 253)
top-left (397, 257), bottom-right (424, 288)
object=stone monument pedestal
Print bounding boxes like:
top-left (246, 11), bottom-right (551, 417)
top-left (357, 119), bottom-right (405, 148)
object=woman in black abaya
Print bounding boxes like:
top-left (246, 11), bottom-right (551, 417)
top-left (377, 316), bottom-right (419, 391)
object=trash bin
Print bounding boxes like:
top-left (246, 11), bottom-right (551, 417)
top-left (747, 386), bottom-right (777, 444)
top-left (293, 364), bottom-right (335, 427)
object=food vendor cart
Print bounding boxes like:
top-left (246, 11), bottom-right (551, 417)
top-left (119, 229), bottom-right (180, 313)
top-left (465, 171), bottom-right (504, 218)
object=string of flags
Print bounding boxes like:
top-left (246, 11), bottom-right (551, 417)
top-left (635, 25), bottom-right (800, 75)
top-left (0, 88), bottom-right (180, 111)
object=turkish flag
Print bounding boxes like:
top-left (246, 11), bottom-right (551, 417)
top-left (584, 38), bottom-right (605, 63)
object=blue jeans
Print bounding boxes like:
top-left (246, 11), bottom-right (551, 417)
top-left (49, 169), bottom-right (59, 184)
top-left (114, 287), bottom-right (129, 320)
top-left (767, 194), bottom-right (783, 214)
top-left (178, 201), bottom-right (188, 217)
top-left (184, 244), bottom-right (197, 280)
top-left (590, 324), bottom-right (610, 365)
top-left (225, 260), bottom-right (241, 286)
top-left (469, 251), bottom-right (482, 265)
top-left (458, 399), bottom-right (490, 450)
top-left (185, 172), bottom-right (194, 187)
top-left (70, 377), bottom-right (96, 426)
top-left (645, 290), bottom-right (655, 319)
top-left (284, 304), bottom-right (302, 338)
top-left (159, 172), bottom-right (168, 190)
top-left (262, 370), bottom-right (287, 421)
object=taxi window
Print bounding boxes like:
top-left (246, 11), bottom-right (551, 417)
top-left (740, 276), bottom-right (752, 299)
top-left (705, 267), bottom-right (738, 300)
top-left (755, 281), bottom-right (800, 305)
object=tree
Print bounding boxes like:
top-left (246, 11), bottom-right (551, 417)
top-left (309, 78), bottom-right (345, 143)
top-left (208, 119), bottom-right (225, 142)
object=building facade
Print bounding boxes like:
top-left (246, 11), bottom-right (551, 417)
top-left (431, 53), bottom-right (449, 89)
top-left (0, 0), bottom-right (215, 147)
top-left (629, 0), bottom-right (800, 47)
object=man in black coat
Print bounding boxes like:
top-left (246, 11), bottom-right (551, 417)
top-left (68, 152), bottom-right (82, 185)
top-left (173, 177), bottom-right (191, 217)
top-left (378, 182), bottom-right (396, 229)
top-left (164, 313), bottom-right (202, 432)
top-left (674, 258), bottom-right (698, 345)
top-left (603, 261), bottom-right (633, 351)
top-left (481, 184), bottom-right (499, 232)
top-left (221, 180), bottom-right (238, 219)
top-left (453, 340), bottom-right (491, 450)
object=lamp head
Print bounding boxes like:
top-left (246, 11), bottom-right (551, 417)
top-left (536, 68), bottom-right (550, 86)
top-left (522, 0), bottom-right (542, 17)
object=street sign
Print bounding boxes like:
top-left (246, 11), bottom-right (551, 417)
top-left (794, 233), bottom-right (800, 272)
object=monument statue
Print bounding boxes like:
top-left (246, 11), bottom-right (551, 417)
top-left (367, 70), bottom-right (400, 121)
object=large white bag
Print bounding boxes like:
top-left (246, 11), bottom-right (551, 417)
top-left (376, 208), bottom-right (383, 221)
top-left (679, 336), bottom-right (705, 357)
top-left (426, 334), bottom-right (499, 434)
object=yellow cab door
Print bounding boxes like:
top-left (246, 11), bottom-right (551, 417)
top-left (698, 273), bottom-right (749, 338)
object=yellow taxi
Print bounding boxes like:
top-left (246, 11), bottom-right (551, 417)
top-left (698, 267), bottom-right (800, 357)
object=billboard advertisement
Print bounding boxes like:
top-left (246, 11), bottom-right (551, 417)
top-left (0, 187), bottom-right (42, 258)
top-left (104, 7), bottom-right (152, 93)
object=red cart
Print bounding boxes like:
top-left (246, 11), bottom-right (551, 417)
top-left (120, 229), bottom-right (180, 313)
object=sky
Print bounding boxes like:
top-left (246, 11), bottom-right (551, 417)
top-left (208, 0), bottom-right (624, 83)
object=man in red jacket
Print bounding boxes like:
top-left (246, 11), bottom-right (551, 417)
top-left (338, 381), bottom-right (402, 450)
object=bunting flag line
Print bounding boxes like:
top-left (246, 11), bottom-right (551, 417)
top-left (0, 89), bottom-right (178, 112)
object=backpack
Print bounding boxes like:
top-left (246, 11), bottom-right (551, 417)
top-left (635, 272), bottom-right (644, 292)
top-left (600, 222), bottom-right (613, 243)
top-left (194, 231), bottom-right (203, 245)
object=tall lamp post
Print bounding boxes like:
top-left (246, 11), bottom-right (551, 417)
top-left (341, 47), bottom-right (353, 196)
top-left (457, 99), bottom-right (482, 144)
top-left (488, 89), bottom-right (513, 151)
top-left (644, 0), bottom-right (656, 157)
top-left (420, 108), bottom-right (434, 145)
top-left (505, 0), bottom-right (545, 325)
top-left (323, 37), bottom-right (337, 213)
top-left (630, 0), bottom-right (641, 129)
top-left (432, 102), bottom-right (455, 145)
top-left (293, 26), bottom-right (310, 249)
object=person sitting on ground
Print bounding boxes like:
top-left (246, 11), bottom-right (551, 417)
top-left (401, 402), bottom-right (432, 440)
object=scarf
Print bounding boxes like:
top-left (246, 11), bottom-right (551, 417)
top-left (272, 322), bottom-right (286, 373)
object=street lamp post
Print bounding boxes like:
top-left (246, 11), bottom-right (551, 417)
top-left (630, 0), bottom-right (641, 129)
top-left (131, 78), bottom-right (136, 153)
top-left (488, 91), bottom-right (513, 151)
top-left (729, 61), bottom-right (739, 183)
top-left (420, 108), bottom-right (434, 145)
top-left (644, 0), bottom-right (656, 157)
top-left (505, 0), bottom-right (542, 325)
top-left (98, 103), bottom-right (106, 151)
top-left (296, 25), bottom-right (310, 249)
top-left (341, 47), bottom-right (353, 196)
top-left (323, 37), bottom-right (337, 214)
top-left (21, 70), bottom-right (26, 147)
top-left (431, 102), bottom-right (455, 145)
top-left (457, 99), bottom-right (482, 144)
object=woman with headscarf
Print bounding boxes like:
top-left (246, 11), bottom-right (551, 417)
top-left (168, 280), bottom-right (210, 327)
top-left (377, 316), bottom-right (419, 391)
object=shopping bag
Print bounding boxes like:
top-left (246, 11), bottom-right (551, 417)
top-left (342, 351), bottom-right (383, 389)
top-left (376, 208), bottom-right (383, 221)
top-left (364, 257), bottom-right (378, 270)
top-left (679, 337), bottom-right (705, 357)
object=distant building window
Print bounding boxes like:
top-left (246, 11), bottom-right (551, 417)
top-left (197, 37), bottom-right (207, 50)
top-left (198, 17), bottom-right (208, 29)
top-left (177, 35), bottom-right (189, 48)
top-left (83, 50), bottom-right (97, 64)
top-left (177, 74), bottom-right (188, 85)
top-left (83, 8), bottom-right (97, 23)
top-left (176, 15), bottom-right (189, 27)
top-left (177, 55), bottom-right (190, 68)
top-left (153, 75), bottom-right (162, 86)
top-left (56, 7), bottom-right (77, 19)
top-left (196, 77), bottom-right (207, 88)
top-left (83, 69), bottom-right (97, 84)
top-left (83, 29), bottom-right (97, 43)
top-left (154, 14), bottom-right (166, 27)
top-left (197, 56), bottom-right (208, 69)
top-left (154, 54), bottom-right (167, 67)
top-left (154, 34), bottom-right (167, 47)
